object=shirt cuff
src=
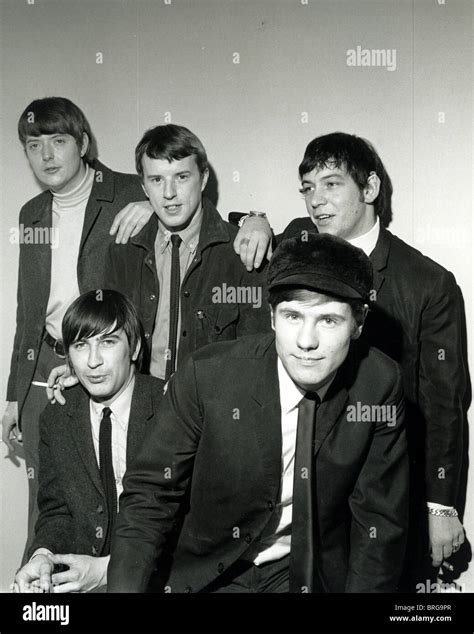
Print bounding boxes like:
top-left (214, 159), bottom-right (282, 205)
top-left (426, 502), bottom-right (455, 511)
top-left (29, 548), bottom-right (53, 562)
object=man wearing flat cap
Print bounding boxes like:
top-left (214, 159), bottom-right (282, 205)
top-left (108, 233), bottom-right (409, 594)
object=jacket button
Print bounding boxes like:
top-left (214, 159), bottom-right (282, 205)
top-left (267, 501), bottom-right (274, 512)
top-left (91, 546), bottom-right (98, 555)
top-left (217, 563), bottom-right (225, 573)
top-left (146, 258), bottom-right (153, 266)
top-left (183, 290), bottom-right (190, 298)
top-left (245, 534), bottom-right (252, 544)
top-left (149, 294), bottom-right (156, 301)
top-left (182, 331), bottom-right (187, 337)
top-left (96, 504), bottom-right (104, 514)
top-left (144, 332), bottom-right (151, 339)
top-left (184, 586), bottom-right (192, 593)
top-left (196, 310), bottom-right (204, 319)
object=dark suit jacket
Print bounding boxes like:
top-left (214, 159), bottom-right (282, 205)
top-left (281, 219), bottom-right (466, 506)
top-left (104, 197), bottom-right (271, 371)
top-left (108, 334), bottom-right (408, 593)
top-left (29, 374), bottom-right (163, 559)
top-left (7, 161), bottom-right (146, 415)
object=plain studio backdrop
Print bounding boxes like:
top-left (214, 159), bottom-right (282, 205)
top-left (0, 0), bottom-right (472, 592)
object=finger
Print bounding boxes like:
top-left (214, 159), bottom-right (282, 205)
top-left (243, 236), bottom-right (259, 271)
top-left (130, 214), bottom-right (149, 237)
top-left (51, 570), bottom-right (76, 585)
top-left (3, 435), bottom-right (14, 453)
top-left (116, 216), bottom-right (134, 244)
top-left (54, 386), bottom-right (66, 406)
top-left (39, 563), bottom-right (52, 592)
top-left (109, 207), bottom-right (127, 236)
top-left (266, 241), bottom-right (273, 261)
top-left (431, 544), bottom-right (444, 567)
top-left (53, 581), bottom-right (78, 594)
top-left (442, 544), bottom-right (453, 561)
top-left (253, 239), bottom-right (269, 270)
top-left (233, 234), bottom-right (241, 255)
top-left (49, 553), bottom-right (74, 565)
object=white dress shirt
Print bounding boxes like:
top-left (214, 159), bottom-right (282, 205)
top-left (89, 374), bottom-right (135, 500)
top-left (251, 359), bottom-right (332, 565)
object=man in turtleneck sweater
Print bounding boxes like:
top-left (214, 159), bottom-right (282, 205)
top-left (1, 97), bottom-right (155, 560)
top-left (230, 132), bottom-right (468, 592)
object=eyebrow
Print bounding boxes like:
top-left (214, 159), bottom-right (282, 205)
top-left (147, 170), bottom-right (191, 178)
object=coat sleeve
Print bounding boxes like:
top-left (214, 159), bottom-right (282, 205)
top-left (6, 210), bottom-right (27, 402)
top-left (235, 263), bottom-right (272, 337)
top-left (345, 367), bottom-right (409, 592)
top-left (418, 271), bottom-right (466, 506)
top-left (28, 410), bottom-right (75, 557)
top-left (107, 356), bottom-right (203, 592)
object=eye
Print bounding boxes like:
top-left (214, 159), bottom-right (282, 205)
top-left (325, 180), bottom-right (340, 188)
top-left (101, 338), bottom-right (116, 346)
top-left (298, 186), bottom-right (314, 196)
top-left (54, 137), bottom-right (66, 145)
top-left (72, 341), bottom-right (85, 350)
top-left (321, 317), bottom-right (336, 327)
top-left (284, 312), bottom-right (300, 322)
top-left (27, 143), bottom-right (40, 151)
top-left (177, 173), bottom-right (189, 181)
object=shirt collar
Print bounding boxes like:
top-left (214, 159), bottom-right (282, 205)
top-left (277, 357), bottom-right (333, 415)
top-left (90, 373), bottom-right (136, 430)
top-left (156, 204), bottom-right (203, 255)
top-left (347, 216), bottom-right (380, 256)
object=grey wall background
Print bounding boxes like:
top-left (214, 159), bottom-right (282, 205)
top-left (0, 0), bottom-right (472, 592)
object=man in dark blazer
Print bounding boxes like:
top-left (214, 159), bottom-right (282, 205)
top-left (1, 97), bottom-right (155, 557)
top-left (13, 290), bottom-right (163, 593)
top-left (231, 132), bottom-right (467, 589)
top-left (108, 234), bottom-right (408, 593)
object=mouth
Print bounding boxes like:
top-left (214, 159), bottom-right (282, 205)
top-left (313, 214), bottom-right (334, 224)
top-left (86, 375), bottom-right (108, 384)
top-left (293, 355), bottom-right (325, 365)
top-left (164, 204), bottom-right (182, 212)
top-left (44, 167), bottom-right (60, 174)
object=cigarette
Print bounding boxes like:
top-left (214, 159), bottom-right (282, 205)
top-left (441, 562), bottom-right (454, 571)
top-left (31, 381), bottom-right (50, 387)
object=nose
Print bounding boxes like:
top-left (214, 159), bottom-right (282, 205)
top-left (163, 178), bottom-right (177, 200)
top-left (309, 186), bottom-right (326, 209)
top-left (41, 140), bottom-right (53, 161)
top-left (87, 344), bottom-right (103, 369)
top-left (296, 320), bottom-right (319, 351)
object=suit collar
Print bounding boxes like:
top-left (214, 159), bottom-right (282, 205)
top-left (126, 374), bottom-right (156, 464)
top-left (369, 226), bottom-right (392, 294)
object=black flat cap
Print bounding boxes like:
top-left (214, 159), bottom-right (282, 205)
top-left (268, 233), bottom-right (373, 301)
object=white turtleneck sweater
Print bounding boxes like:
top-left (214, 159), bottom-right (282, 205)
top-left (45, 164), bottom-right (95, 340)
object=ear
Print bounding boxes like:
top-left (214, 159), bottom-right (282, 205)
top-left (351, 305), bottom-right (369, 340)
top-left (80, 132), bottom-right (90, 158)
top-left (131, 339), bottom-right (141, 363)
top-left (200, 167), bottom-right (209, 192)
top-left (141, 182), bottom-right (150, 199)
top-left (270, 306), bottom-right (275, 331)
top-left (363, 171), bottom-right (380, 204)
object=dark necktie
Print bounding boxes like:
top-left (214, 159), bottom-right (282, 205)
top-left (99, 406), bottom-right (117, 554)
top-left (289, 391), bottom-right (321, 593)
top-left (165, 234), bottom-right (182, 381)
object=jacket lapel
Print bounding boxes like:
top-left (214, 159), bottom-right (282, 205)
top-left (370, 227), bottom-right (392, 295)
top-left (126, 376), bottom-right (156, 465)
top-left (68, 388), bottom-right (104, 497)
top-left (314, 376), bottom-right (349, 456)
top-left (30, 194), bottom-right (53, 307)
top-left (79, 161), bottom-right (115, 253)
top-left (249, 338), bottom-right (282, 491)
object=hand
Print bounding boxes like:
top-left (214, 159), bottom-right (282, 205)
top-left (233, 215), bottom-right (272, 271)
top-left (49, 554), bottom-right (109, 593)
top-left (109, 201), bottom-right (154, 244)
top-left (1, 401), bottom-right (21, 451)
top-left (14, 554), bottom-right (54, 593)
top-left (46, 365), bottom-right (78, 405)
top-left (429, 514), bottom-right (465, 567)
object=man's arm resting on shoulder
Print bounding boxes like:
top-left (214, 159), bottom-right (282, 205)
top-left (109, 199), bottom-right (153, 244)
top-left (346, 368), bottom-right (409, 592)
top-left (108, 356), bottom-right (202, 592)
top-left (230, 212), bottom-right (273, 271)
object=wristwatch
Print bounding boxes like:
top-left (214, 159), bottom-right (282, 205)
top-left (238, 210), bottom-right (267, 228)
